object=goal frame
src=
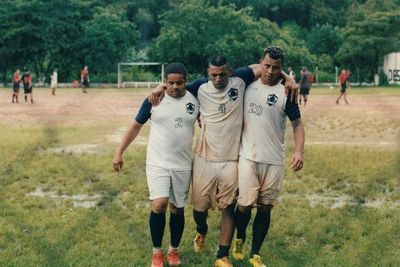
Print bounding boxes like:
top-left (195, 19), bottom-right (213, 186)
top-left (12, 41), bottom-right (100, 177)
top-left (117, 62), bottom-right (165, 88)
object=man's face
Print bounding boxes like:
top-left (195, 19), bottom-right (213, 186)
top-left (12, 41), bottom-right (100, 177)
top-left (260, 54), bottom-right (283, 86)
top-left (165, 73), bottom-right (186, 98)
top-left (207, 65), bottom-right (231, 90)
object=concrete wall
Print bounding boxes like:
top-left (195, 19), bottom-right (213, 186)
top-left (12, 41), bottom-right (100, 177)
top-left (383, 52), bottom-right (400, 84)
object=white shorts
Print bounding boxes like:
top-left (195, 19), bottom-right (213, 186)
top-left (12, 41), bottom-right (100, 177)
top-left (146, 165), bottom-right (191, 208)
top-left (191, 154), bottom-right (238, 211)
top-left (50, 82), bottom-right (57, 89)
top-left (237, 156), bottom-right (284, 207)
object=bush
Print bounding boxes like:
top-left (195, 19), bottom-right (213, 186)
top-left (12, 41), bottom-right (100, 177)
top-left (378, 68), bottom-right (389, 86)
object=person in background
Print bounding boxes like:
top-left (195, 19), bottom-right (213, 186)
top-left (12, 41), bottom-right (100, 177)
top-left (336, 69), bottom-right (351, 104)
top-left (81, 66), bottom-right (90, 93)
top-left (50, 68), bottom-right (58, 96)
top-left (22, 68), bottom-right (33, 104)
top-left (12, 69), bottom-right (21, 103)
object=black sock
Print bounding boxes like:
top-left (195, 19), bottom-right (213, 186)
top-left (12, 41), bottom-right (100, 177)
top-left (234, 208), bottom-right (251, 242)
top-left (25, 95), bottom-right (27, 102)
top-left (170, 212), bottom-right (184, 248)
top-left (217, 245), bottom-right (230, 259)
top-left (149, 211), bottom-right (166, 248)
top-left (250, 208), bottom-right (271, 256)
top-left (193, 210), bottom-right (208, 235)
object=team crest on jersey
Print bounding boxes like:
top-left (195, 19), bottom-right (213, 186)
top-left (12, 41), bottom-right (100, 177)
top-left (228, 88), bottom-right (238, 101)
top-left (266, 94), bottom-right (278, 107)
top-left (186, 102), bottom-right (195, 114)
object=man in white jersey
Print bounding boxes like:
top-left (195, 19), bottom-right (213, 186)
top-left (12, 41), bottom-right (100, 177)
top-left (232, 46), bottom-right (305, 267)
top-left (190, 56), bottom-right (256, 267)
top-left (113, 62), bottom-right (199, 267)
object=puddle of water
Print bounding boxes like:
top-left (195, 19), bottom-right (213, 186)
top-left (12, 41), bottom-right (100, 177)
top-left (26, 187), bottom-right (101, 208)
top-left (46, 144), bottom-right (99, 155)
top-left (305, 194), bottom-right (400, 209)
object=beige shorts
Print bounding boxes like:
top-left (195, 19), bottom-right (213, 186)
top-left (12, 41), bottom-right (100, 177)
top-left (237, 156), bottom-right (284, 207)
top-left (191, 154), bottom-right (238, 211)
top-left (146, 165), bottom-right (191, 208)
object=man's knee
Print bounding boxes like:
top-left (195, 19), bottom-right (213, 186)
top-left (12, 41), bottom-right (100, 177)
top-left (169, 203), bottom-right (184, 215)
top-left (151, 198), bottom-right (169, 213)
top-left (237, 204), bottom-right (252, 214)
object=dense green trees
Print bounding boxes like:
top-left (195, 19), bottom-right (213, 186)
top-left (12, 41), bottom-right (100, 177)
top-left (1, 0), bottom-right (399, 83)
top-left (0, 0), bottom-right (138, 82)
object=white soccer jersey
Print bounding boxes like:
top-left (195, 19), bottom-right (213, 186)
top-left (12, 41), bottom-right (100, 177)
top-left (239, 79), bottom-right (300, 165)
top-left (136, 92), bottom-right (199, 170)
top-left (195, 77), bottom-right (246, 161)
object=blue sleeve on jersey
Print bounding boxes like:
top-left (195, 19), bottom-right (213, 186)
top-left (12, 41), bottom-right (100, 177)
top-left (232, 66), bottom-right (255, 87)
top-left (285, 92), bottom-right (301, 121)
top-left (186, 77), bottom-right (208, 97)
top-left (135, 98), bottom-right (152, 124)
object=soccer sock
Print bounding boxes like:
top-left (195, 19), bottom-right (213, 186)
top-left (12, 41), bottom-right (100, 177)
top-left (149, 211), bottom-right (166, 248)
top-left (234, 208), bottom-right (251, 241)
top-left (193, 210), bottom-right (208, 235)
top-left (216, 245), bottom-right (230, 259)
top-left (16, 95), bottom-right (18, 102)
top-left (170, 212), bottom-right (184, 248)
top-left (250, 208), bottom-right (271, 256)
top-left (24, 95), bottom-right (27, 102)
top-left (12, 94), bottom-right (15, 102)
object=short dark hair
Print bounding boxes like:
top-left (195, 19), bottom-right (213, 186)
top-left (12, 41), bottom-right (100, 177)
top-left (209, 55), bottom-right (230, 68)
top-left (263, 46), bottom-right (285, 64)
top-left (164, 62), bottom-right (188, 79)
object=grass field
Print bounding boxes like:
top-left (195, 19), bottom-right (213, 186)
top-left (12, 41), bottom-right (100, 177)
top-left (0, 86), bottom-right (399, 267)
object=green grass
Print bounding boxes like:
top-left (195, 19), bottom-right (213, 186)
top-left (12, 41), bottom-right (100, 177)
top-left (0, 87), bottom-right (399, 266)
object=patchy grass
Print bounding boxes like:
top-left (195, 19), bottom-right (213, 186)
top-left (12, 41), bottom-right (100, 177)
top-left (0, 87), bottom-right (399, 266)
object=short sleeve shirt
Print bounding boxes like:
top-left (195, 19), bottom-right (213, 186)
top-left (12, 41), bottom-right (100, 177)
top-left (239, 79), bottom-right (300, 165)
top-left (135, 92), bottom-right (199, 170)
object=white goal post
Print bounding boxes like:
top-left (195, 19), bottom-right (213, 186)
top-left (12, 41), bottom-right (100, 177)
top-left (117, 62), bottom-right (165, 88)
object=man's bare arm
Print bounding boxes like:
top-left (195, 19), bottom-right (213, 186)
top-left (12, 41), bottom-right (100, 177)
top-left (290, 118), bottom-right (305, 171)
top-left (112, 121), bottom-right (143, 171)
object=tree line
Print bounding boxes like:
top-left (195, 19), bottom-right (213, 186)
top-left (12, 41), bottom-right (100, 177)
top-left (1, 0), bottom-right (399, 84)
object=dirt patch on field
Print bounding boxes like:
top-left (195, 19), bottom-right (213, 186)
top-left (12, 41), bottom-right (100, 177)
top-left (0, 88), bottom-right (399, 149)
top-left (0, 88), bottom-right (149, 127)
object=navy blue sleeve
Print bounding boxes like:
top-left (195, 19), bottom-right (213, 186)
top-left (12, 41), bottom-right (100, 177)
top-left (135, 98), bottom-right (152, 124)
top-left (232, 66), bottom-right (255, 87)
top-left (285, 92), bottom-right (301, 121)
top-left (186, 77), bottom-right (208, 98)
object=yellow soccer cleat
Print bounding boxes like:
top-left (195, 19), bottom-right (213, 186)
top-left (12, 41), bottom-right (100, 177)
top-left (214, 256), bottom-right (233, 267)
top-left (232, 238), bottom-right (246, 261)
top-left (193, 232), bottom-right (206, 253)
top-left (249, 254), bottom-right (267, 267)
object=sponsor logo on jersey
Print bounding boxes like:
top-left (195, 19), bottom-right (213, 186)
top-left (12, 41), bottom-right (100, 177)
top-left (186, 102), bottom-right (195, 114)
top-left (228, 88), bottom-right (238, 101)
top-left (266, 94), bottom-right (278, 107)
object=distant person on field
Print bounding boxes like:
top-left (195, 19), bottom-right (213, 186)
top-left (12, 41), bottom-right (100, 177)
top-left (80, 66), bottom-right (90, 93)
top-left (288, 66), bottom-right (296, 82)
top-left (336, 69), bottom-right (351, 104)
top-left (22, 68), bottom-right (33, 104)
top-left (299, 67), bottom-right (313, 106)
top-left (12, 69), bottom-right (21, 103)
top-left (113, 62), bottom-right (199, 267)
top-left (50, 68), bottom-right (58, 96)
